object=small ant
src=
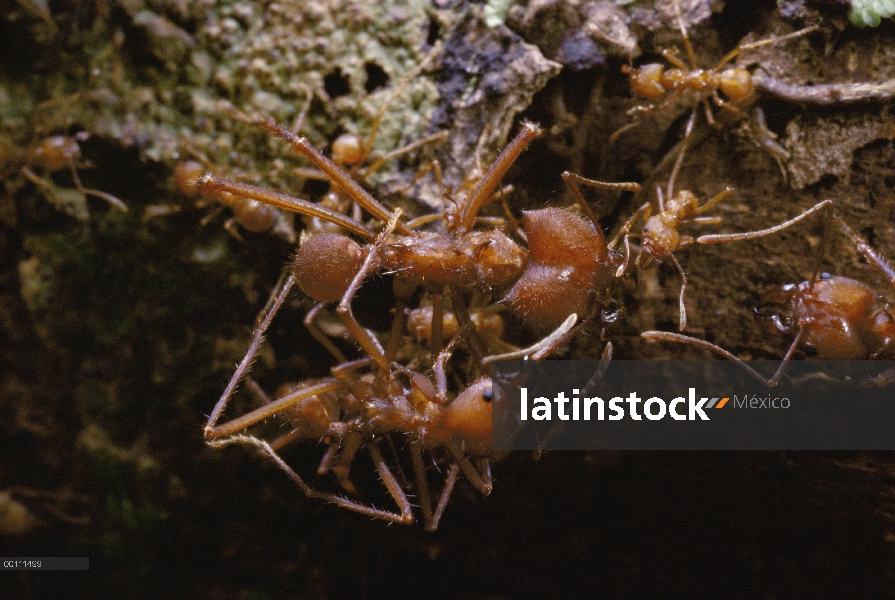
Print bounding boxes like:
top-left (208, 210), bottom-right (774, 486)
top-left (642, 204), bottom-right (895, 386)
top-left (172, 158), bottom-right (286, 241)
top-left (520, 111), bottom-right (792, 333)
top-left (1, 132), bottom-right (127, 217)
top-left (613, 0), bottom-right (817, 142)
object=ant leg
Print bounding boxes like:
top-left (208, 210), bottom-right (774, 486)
top-left (609, 202), bottom-right (651, 272)
top-left (361, 131), bottom-right (449, 179)
top-left (449, 286), bottom-right (489, 364)
top-left (429, 463), bottom-right (460, 532)
top-left (458, 122), bottom-right (542, 233)
top-left (258, 119), bottom-right (413, 235)
top-left (641, 327), bottom-right (805, 387)
top-left (361, 42), bottom-right (443, 166)
top-left (664, 252), bottom-right (690, 331)
top-left (199, 174), bottom-right (375, 240)
top-left (446, 440), bottom-right (492, 495)
top-left (660, 48), bottom-right (691, 71)
top-left (207, 378), bottom-right (345, 440)
top-left (222, 216), bottom-right (247, 242)
top-left (715, 26), bottom-right (819, 70)
top-left (67, 162), bottom-right (128, 211)
top-left (317, 442), bottom-right (340, 475)
top-left (711, 90), bottom-right (749, 119)
top-left (367, 443), bottom-right (414, 524)
top-left (304, 303), bottom-right (349, 363)
top-left (562, 171), bottom-right (641, 233)
top-left (331, 431), bottom-right (363, 493)
top-left (409, 441), bottom-right (435, 530)
top-left (242, 378), bottom-right (310, 452)
top-left (667, 110), bottom-right (697, 199)
top-left (482, 313), bottom-right (579, 364)
top-left (336, 210), bottom-right (402, 372)
top-left (697, 199), bottom-right (832, 245)
top-left (430, 292), bottom-right (444, 357)
top-left (672, 0), bottom-right (698, 69)
top-left (694, 187), bottom-right (733, 215)
top-left (834, 215), bottom-right (895, 288)
top-left (205, 272), bottom-right (314, 438)
top-left (212, 434), bottom-right (413, 524)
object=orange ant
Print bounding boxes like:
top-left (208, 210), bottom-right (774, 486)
top-left (172, 158), bottom-right (287, 240)
top-left (612, 0), bottom-right (817, 142)
top-left (523, 109), bottom-right (838, 335)
top-left (1, 132), bottom-right (127, 217)
top-left (641, 203), bottom-right (895, 386)
top-left (203, 219), bottom-right (578, 529)
top-left (199, 119), bottom-right (540, 365)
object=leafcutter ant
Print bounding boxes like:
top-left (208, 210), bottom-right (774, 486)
top-left (200, 120), bottom-right (540, 365)
top-left (1, 132), bottom-right (127, 217)
top-left (203, 219), bottom-right (578, 529)
top-left (612, 0), bottom-right (817, 142)
top-left (641, 202), bottom-right (895, 386)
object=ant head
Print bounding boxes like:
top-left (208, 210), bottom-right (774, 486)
top-left (441, 377), bottom-right (492, 447)
top-left (174, 161), bottom-right (205, 198)
top-left (36, 135), bottom-right (81, 171)
top-left (331, 133), bottom-right (366, 166)
top-left (292, 233), bottom-right (366, 302)
top-left (236, 199), bottom-right (278, 233)
top-left (719, 68), bottom-right (753, 101)
top-left (628, 63), bottom-right (666, 99)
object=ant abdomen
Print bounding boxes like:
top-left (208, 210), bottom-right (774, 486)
top-left (504, 208), bottom-right (612, 329)
top-left (330, 133), bottom-right (366, 166)
top-left (292, 233), bottom-right (367, 302)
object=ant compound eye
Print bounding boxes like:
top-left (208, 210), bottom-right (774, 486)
top-left (482, 388), bottom-right (493, 403)
top-left (820, 272), bottom-right (832, 280)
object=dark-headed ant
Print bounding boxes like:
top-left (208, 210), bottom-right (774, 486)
top-left (642, 204), bottom-right (895, 386)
